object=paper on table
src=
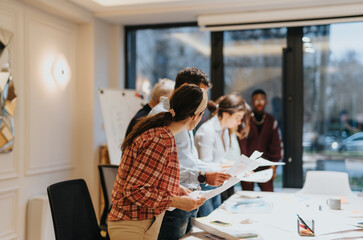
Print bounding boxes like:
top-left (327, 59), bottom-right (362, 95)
top-left (238, 169), bottom-right (273, 183)
top-left (191, 217), bottom-right (258, 240)
top-left (191, 217), bottom-right (240, 240)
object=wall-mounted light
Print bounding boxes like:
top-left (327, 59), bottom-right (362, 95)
top-left (51, 55), bottom-right (71, 90)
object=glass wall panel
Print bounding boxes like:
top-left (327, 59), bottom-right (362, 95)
top-left (132, 26), bottom-right (210, 96)
top-left (224, 28), bottom-right (287, 189)
top-left (303, 23), bottom-right (363, 191)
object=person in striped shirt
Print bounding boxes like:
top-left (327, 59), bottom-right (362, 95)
top-left (108, 84), bottom-right (208, 240)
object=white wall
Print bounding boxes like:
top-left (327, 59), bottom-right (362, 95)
top-left (0, 0), bottom-right (123, 239)
top-left (74, 20), bottom-right (124, 217)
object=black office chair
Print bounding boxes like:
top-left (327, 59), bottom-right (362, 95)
top-left (98, 164), bottom-right (119, 233)
top-left (47, 179), bottom-right (103, 240)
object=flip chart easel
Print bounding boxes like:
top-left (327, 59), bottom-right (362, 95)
top-left (98, 88), bottom-right (146, 165)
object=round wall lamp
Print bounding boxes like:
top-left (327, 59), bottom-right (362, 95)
top-left (51, 55), bottom-right (71, 90)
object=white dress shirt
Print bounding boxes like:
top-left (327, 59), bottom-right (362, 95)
top-left (195, 115), bottom-right (230, 164)
top-left (149, 97), bottom-right (217, 189)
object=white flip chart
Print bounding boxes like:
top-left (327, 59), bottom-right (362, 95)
top-left (98, 89), bottom-right (147, 165)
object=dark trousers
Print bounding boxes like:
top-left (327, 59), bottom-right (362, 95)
top-left (197, 184), bottom-right (221, 217)
top-left (158, 208), bottom-right (197, 240)
top-left (241, 179), bottom-right (274, 192)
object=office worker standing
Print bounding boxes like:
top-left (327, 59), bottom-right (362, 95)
top-left (195, 94), bottom-right (248, 216)
top-left (108, 84), bottom-right (207, 240)
top-left (239, 89), bottom-right (283, 192)
top-left (150, 67), bottom-right (231, 240)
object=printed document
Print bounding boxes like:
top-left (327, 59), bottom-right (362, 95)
top-left (190, 151), bottom-right (285, 201)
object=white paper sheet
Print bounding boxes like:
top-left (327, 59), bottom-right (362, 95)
top-left (255, 157), bottom-right (285, 167)
top-left (189, 170), bottom-right (273, 201)
top-left (189, 177), bottom-right (241, 201)
top-left (191, 217), bottom-right (258, 240)
top-left (226, 151), bottom-right (284, 177)
top-left (191, 218), bottom-right (240, 240)
top-left (238, 169), bottom-right (273, 183)
top-left (249, 151), bottom-right (263, 160)
top-left (188, 151), bottom-right (283, 201)
top-left (226, 154), bottom-right (259, 176)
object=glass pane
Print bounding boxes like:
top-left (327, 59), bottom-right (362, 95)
top-left (224, 28), bottom-right (287, 189)
top-left (134, 26), bottom-right (210, 95)
top-left (303, 23), bottom-right (363, 191)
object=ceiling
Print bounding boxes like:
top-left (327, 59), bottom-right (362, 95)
top-left (67, 0), bottom-right (363, 25)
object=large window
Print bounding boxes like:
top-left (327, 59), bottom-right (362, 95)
top-left (126, 21), bottom-right (363, 191)
top-left (126, 25), bottom-right (210, 95)
top-left (302, 23), bottom-right (363, 191)
top-left (223, 28), bottom-right (287, 189)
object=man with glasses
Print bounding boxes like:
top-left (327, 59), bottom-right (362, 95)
top-left (239, 89), bottom-right (283, 192)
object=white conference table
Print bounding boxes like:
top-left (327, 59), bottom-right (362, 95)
top-left (182, 191), bottom-right (363, 240)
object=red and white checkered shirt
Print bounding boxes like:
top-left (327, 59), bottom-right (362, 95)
top-left (108, 126), bottom-right (180, 221)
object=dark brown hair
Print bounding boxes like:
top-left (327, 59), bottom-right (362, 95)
top-left (208, 94), bottom-right (246, 118)
top-left (121, 84), bottom-right (204, 151)
top-left (174, 67), bottom-right (212, 89)
top-left (208, 94), bottom-right (251, 139)
top-left (237, 103), bottom-right (251, 140)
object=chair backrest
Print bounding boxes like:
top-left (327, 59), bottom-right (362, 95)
top-left (298, 171), bottom-right (354, 196)
top-left (47, 179), bottom-right (102, 240)
top-left (98, 165), bottom-right (119, 228)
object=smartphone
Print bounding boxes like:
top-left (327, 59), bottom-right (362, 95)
top-left (210, 220), bottom-right (232, 227)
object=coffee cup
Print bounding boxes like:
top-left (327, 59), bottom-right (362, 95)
top-left (326, 198), bottom-right (341, 210)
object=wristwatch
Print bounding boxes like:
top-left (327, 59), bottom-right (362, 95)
top-left (198, 170), bottom-right (206, 184)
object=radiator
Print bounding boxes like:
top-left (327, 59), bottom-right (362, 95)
top-left (27, 195), bottom-right (55, 240)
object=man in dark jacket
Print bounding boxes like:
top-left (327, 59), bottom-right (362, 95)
top-left (239, 89), bottom-right (283, 191)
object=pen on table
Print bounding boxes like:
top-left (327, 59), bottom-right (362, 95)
top-left (297, 214), bottom-right (315, 234)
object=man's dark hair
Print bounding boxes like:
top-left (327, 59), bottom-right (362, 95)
top-left (251, 89), bottom-right (267, 98)
top-left (174, 67), bottom-right (212, 89)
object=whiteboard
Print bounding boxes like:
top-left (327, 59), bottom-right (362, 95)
top-left (98, 88), bottom-right (147, 165)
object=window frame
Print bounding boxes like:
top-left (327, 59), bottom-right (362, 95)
top-left (125, 23), bottom-right (363, 189)
top-left (124, 22), bottom-right (198, 89)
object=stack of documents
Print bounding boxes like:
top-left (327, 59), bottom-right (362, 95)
top-left (191, 217), bottom-right (258, 240)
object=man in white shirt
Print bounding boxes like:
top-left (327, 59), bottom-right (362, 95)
top-left (149, 67), bottom-right (231, 240)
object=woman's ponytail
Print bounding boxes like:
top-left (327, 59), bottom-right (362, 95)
top-left (121, 112), bottom-right (173, 151)
top-left (207, 100), bottom-right (218, 116)
top-left (121, 84), bottom-right (205, 151)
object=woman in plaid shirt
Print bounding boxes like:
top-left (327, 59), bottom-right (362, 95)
top-left (108, 84), bottom-right (207, 240)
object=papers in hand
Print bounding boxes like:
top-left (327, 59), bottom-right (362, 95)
top-left (196, 177), bottom-right (241, 200)
top-left (226, 154), bottom-right (259, 178)
top-left (239, 168), bottom-right (273, 183)
top-left (227, 151), bottom-right (284, 179)
top-left (255, 157), bottom-right (285, 167)
top-left (189, 151), bottom-right (284, 201)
